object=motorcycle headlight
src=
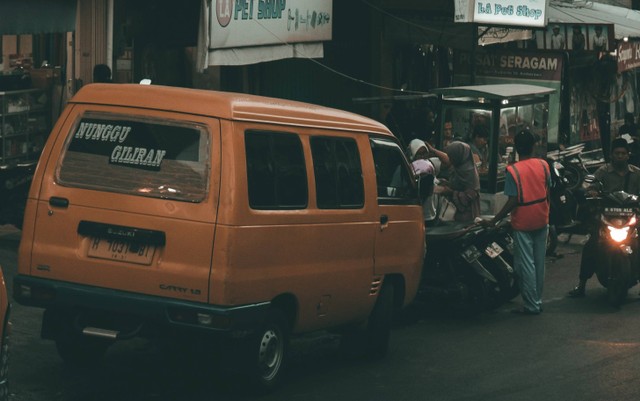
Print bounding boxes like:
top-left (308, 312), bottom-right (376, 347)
top-left (607, 226), bottom-right (631, 243)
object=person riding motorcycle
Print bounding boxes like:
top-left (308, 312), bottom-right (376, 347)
top-left (568, 138), bottom-right (640, 297)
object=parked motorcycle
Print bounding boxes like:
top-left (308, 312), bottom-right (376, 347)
top-left (583, 175), bottom-right (640, 307)
top-left (0, 161), bottom-right (36, 228)
top-left (545, 157), bottom-right (589, 255)
top-left (547, 143), bottom-right (589, 191)
top-left (418, 217), bottom-right (518, 315)
top-left (547, 143), bottom-right (606, 192)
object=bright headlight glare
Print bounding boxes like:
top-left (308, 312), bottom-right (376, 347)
top-left (608, 226), bottom-right (630, 242)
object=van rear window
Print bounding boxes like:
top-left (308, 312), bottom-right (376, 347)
top-left (57, 113), bottom-right (209, 202)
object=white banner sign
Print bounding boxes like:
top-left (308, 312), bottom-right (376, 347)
top-left (478, 27), bottom-right (532, 46)
top-left (456, 0), bottom-right (548, 28)
top-left (454, 0), bottom-right (475, 23)
top-left (210, 0), bottom-right (332, 49)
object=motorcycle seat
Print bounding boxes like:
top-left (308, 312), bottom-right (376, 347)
top-left (426, 221), bottom-right (471, 240)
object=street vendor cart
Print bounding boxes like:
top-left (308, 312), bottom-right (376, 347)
top-left (431, 84), bottom-right (556, 214)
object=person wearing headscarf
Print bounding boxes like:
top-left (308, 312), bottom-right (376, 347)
top-left (408, 139), bottom-right (441, 222)
top-left (426, 140), bottom-right (481, 222)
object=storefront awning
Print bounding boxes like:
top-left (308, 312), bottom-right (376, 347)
top-left (432, 84), bottom-right (556, 100)
top-left (384, 13), bottom-right (533, 51)
top-left (548, 1), bottom-right (640, 40)
top-left (0, 0), bottom-right (76, 34)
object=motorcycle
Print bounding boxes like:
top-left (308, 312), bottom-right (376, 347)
top-left (546, 143), bottom-right (606, 192)
top-left (583, 175), bottom-right (640, 307)
top-left (545, 157), bottom-right (589, 255)
top-left (418, 214), bottom-right (518, 315)
top-left (0, 161), bottom-right (36, 229)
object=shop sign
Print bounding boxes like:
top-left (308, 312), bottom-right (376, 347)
top-left (456, 52), bottom-right (563, 82)
top-left (478, 27), bottom-right (532, 46)
top-left (455, 0), bottom-right (547, 28)
top-left (618, 40), bottom-right (640, 72)
top-left (210, 0), bottom-right (332, 49)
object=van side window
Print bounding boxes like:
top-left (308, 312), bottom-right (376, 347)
top-left (370, 138), bottom-right (418, 204)
top-left (310, 137), bottom-right (364, 209)
top-left (245, 131), bottom-right (308, 210)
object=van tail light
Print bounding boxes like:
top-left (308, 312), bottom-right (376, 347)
top-left (16, 284), bottom-right (56, 301)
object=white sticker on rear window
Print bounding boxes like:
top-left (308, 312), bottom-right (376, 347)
top-left (59, 114), bottom-right (209, 202)
top-left (69, 118), bottom-right (199, 171)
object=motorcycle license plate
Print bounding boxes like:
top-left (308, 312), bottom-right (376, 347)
top-left (604, 207), bottom-right (634, 216)
top-left (484, 242), bottom-right (504, 258)
top-left (462, 245), bottom-right (481, 263)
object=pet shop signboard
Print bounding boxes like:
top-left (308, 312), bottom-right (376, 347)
top-left (455, 0), bottom-right (547, 28)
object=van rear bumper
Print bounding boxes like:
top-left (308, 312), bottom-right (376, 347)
top-left (13, 275), bottom-right (270, 337)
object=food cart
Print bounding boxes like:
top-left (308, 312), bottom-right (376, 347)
top-left (431, 84), bottom-right (556, 214)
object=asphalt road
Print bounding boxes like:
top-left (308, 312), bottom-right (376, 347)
top-left (1, 227), bottom-right (640, 401)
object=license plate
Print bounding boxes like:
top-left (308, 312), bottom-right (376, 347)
top-left (462, 245), bottom-right (481, 263)
top-left (484, 242), bottom-right (504, 258)
top-left (604, 207), bottom-right (634, 216)
top-left (87, 238), bottom-right (156, 265)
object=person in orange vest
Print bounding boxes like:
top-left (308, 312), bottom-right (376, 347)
top-left (480, 129), bottom-right (550, 315)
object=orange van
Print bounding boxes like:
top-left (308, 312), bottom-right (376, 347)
top-left (13, 84), bottom-right (424, 391)
top-left (0, 266), bottom-right (9, 401)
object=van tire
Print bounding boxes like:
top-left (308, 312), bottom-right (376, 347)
top-left (241, 308), bottom-right (289, 394)
top-left (341, 280), bottom-right (394, 359)
top-left (55, 333), bottom-right (110, 366)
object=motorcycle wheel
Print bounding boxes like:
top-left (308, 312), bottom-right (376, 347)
top-left (562, 164), bottom-right (583, 191)
top-left (607, 253), bottom-right (631, 307)
top-left (546, 225), bottom-right (558, 256)
top-left (452, 270), bottom-right (490, 316)
top-left (482, 256), bottom-right (519, 307)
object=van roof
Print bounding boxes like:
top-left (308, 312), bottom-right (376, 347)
top-left (71, 84), bottom-right (392, 135)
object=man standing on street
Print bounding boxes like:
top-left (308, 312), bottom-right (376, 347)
top-left (480, 130), bottom-right (550, 315)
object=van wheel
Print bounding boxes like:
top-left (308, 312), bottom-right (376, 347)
top-left (341, 280), bottom-right (394, 359)
top-left (55, 333), bottom-right (110, 366)
top-left (241, 308), bottom-right (289, 394)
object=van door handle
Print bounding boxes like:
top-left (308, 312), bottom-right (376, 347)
top-left (49, 197), bottom-right (69, 208)
top-left (379, 214), bottom-right (389, 230)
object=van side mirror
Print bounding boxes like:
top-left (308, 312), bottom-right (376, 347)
top-left (418, 174), bottom-right (434, 200)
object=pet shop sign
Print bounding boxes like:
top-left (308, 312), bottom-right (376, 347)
top-left (455, 0), bottom-right (547, 28)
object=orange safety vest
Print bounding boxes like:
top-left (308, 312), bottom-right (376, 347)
top-left (506, 158), bottom-right (550, 231)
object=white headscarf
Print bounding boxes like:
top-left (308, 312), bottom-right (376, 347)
top-left (408, 139), bottom-right (428, 161)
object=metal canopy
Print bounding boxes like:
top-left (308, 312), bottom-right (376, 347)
top-left (431, 84), bottom-right (556, 101)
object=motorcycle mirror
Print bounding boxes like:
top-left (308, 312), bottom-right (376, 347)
top-left (418, 174), bottom-right (435, 201)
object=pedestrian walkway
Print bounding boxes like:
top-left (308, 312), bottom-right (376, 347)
top-left (0, 224), bottom-right (21, 242)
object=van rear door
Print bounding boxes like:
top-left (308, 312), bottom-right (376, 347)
top-left (25, 106), bottom-right (220, 303)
